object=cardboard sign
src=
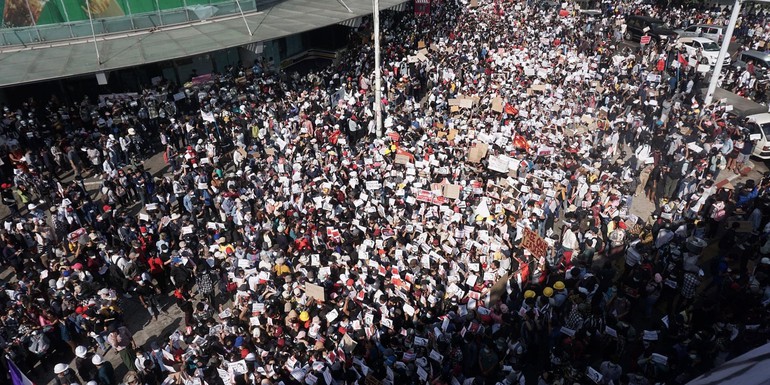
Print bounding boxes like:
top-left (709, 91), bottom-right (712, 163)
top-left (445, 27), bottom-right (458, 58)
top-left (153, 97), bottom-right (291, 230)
top-left (305, 283), bottom-right (325, 301)
top-left (640, 35), bottom-right (651, 45)
top-left (417, 40), bottom-right (426, 49)
top-left (443, 184), bottom-right (461, 200)
top-left (449, 98), bottom-right (473, 109)
top-left (520, 228), bottom-right (548, 258)
top-left (491, 98), bottom-right (504, 113)
top-left (468, 142), bottom-right (488, 163)
top-left (488, 273), bottom-right (509, 305)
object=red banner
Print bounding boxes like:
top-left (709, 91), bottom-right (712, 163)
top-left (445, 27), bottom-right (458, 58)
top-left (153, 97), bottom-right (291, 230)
top-left (414, 0), bottom-right (431, 15)
top-left (413, 188), bottom-right (446, 205)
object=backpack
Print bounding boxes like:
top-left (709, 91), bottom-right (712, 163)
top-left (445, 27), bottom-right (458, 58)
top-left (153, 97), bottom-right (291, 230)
top-left (710, 201), bottom-right (726, 221)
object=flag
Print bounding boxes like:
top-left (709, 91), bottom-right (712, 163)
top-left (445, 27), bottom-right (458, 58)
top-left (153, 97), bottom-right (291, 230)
top-left (678, 53), bottom-right (689, 66)
top-left (513, 134), bottom-right (530, 151)
top-left (7, 357), bottom-right (34, 385)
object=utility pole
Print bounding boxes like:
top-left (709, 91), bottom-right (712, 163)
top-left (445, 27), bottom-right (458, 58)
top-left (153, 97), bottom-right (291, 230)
top-left (704, 0), bottom-right (742, 105)
top-left (373, 0), bottom-right (383, 137)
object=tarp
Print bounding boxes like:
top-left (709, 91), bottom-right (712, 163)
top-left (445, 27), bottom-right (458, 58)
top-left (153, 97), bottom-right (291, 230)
top-left (686, 342), bottom-right (770, 385)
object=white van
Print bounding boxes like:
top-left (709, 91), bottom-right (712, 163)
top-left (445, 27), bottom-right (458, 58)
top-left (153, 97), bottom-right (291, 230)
top-left (674, 24), bottom-right (726, 43)
top-left (747, 113), bottom-right (770, 159)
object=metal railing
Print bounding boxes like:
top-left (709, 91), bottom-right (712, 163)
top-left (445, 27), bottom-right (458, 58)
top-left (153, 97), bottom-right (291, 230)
top-left (0, 0), bottom-right (277, 46)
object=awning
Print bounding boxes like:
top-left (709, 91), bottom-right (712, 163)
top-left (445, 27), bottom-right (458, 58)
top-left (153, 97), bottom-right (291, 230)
top-left (686, 342), bottom-right (770, 385)
top-left (338, 17), bottom-right (363, 28)
top-left (0, 0), bottom-right (409, 86)
top-left (388, 1), bottom-right (410, 11)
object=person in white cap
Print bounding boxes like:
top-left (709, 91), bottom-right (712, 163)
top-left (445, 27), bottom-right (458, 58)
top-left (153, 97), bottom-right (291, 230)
top-left (92, 354), bottom-right (116, 385)
top-left (75, 345), bottom-right (98, 383)
top-left (53, 363), bottom-right (80, 385)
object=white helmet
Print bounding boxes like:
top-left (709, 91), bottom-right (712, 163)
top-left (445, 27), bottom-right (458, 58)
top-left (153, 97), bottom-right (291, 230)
top-left (91, 354), bottom-right (104, 366)
top-left (75, 345), bottom-right (88, 358)
top-left (54, 363), bottom-right (69, 374)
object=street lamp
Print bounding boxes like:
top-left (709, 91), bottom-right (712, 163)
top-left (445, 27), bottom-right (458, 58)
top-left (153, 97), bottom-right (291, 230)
top-left (373, 0), bottom-right (383, 137)
top-left (704, 0), bottom-right (742, 105)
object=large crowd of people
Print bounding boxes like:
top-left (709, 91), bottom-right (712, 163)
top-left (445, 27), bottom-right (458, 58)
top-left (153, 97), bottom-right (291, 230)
top-left (1, 0), bottom-right (770, 385)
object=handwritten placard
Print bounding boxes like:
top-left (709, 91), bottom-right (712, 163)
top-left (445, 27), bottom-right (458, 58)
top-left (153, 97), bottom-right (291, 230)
top-left (520, 228), bottom-right (549, 258)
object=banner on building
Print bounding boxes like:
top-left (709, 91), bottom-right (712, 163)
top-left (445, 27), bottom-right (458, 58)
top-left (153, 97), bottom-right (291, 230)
top-left (414, 0), bottom-right (431, 15)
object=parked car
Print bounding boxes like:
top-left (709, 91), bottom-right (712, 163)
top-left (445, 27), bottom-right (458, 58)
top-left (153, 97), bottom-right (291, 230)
top-left (675, 36), bottom-right (730, 67)
top-left (674, 24), bottom-right (726, 43)
top-left (733, 50), bottom-right (770, 79)
top-left (624, 15), bottom-right (678, 43)
top-left (744, 113), bottom-right (770, 159)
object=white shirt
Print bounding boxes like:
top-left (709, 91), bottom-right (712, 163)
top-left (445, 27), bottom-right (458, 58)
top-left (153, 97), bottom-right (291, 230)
top-left (562, 229), bottom-right (579, 250)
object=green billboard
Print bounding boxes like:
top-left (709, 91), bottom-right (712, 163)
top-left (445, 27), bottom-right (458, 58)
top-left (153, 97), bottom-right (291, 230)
top-left (1, 0), bottom-right (230, 27)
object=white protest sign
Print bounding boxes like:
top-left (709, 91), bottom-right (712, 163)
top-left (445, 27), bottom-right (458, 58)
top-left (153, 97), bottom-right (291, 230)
top-left (643, 330), bottom-right (659, 340)
top-left (365, 181), bottom-right (381, 190)
top-left (228, 360), bottom-right (248, 375)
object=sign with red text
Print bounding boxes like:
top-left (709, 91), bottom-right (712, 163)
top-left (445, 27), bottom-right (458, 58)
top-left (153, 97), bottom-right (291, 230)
top-left (520, 228), bottom-right (548, 258)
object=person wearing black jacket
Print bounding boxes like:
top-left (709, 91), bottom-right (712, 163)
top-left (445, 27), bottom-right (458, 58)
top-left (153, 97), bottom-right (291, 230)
top-left (663, 155), bottom-right (685, 199)
top-left (54, 364), bottom-right (82, 385)
top-left (75, 346), bottom-right (98, 383)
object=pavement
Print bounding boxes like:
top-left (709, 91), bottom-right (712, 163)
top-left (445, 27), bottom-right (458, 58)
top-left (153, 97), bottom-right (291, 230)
top-left (0, 149), bottom-right (195, 385)
top-left (627, 158), bottom-right (768, 222)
